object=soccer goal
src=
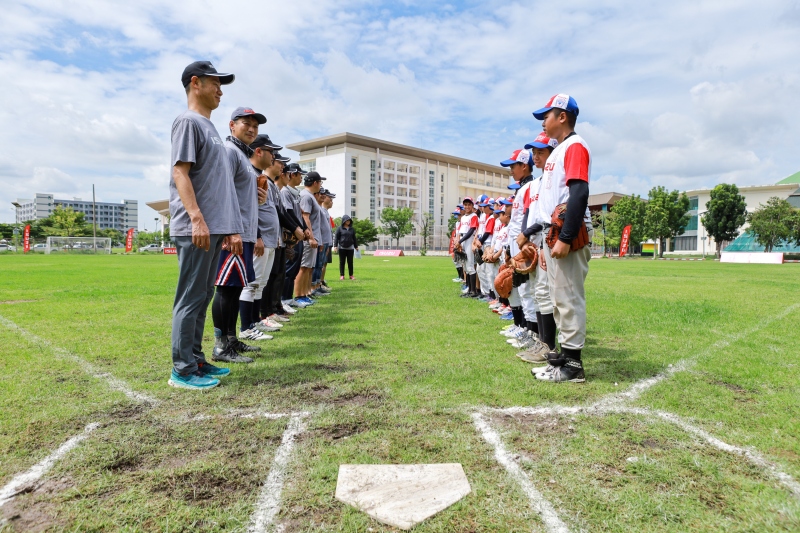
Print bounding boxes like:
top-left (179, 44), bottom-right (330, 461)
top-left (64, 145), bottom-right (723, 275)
top-left (46, 237), bottom-right (112, 254)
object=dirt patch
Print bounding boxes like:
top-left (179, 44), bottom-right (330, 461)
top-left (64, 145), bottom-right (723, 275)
top-left (711, 379), bottom-right (749, 394)
top-left (318, 421), bottom-right (367, 441)
top-left (310, 384), bottom-right (333, 398)
top-left (365, 301), bottom-right (381, 305)
top-left (1, 477), bottom-right (74, 533)
top-left (331, 390), bottom-right (384, 407)
top-left (328, 342), bottom-right (367, 350)
top-left (0, 300), bottom-right (38, 305)
top-left (493, 413), bottom-right (576, 439)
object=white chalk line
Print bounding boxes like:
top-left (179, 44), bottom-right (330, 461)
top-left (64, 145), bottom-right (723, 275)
top-left (0, 423), bottom-right (100, 508)
top-left (473, 302), bottom-right (800, 529)
top-left (0, 314), bottom-right (158, 405)
top-left (472, 412), bottom-right (570, 533)
top-left (248, 412), bottom-right (310, 533)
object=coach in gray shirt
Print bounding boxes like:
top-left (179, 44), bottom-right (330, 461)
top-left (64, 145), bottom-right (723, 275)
top-left (168, 61), bottom-right (242, 391)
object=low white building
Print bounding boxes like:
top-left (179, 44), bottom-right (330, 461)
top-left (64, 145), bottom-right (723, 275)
top-left (668, 174), bottom-right (800, 255)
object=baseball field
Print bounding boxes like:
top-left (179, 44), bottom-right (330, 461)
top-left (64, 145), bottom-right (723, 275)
top-left (1, 254), bottom-right (799, 532)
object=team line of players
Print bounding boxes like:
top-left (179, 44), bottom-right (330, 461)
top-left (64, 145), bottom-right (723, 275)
top-left (449, 94), bottom-right (593, 384)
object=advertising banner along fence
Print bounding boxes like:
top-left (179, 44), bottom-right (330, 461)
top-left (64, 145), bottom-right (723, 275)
top-left (23, 225), bottom-right (30, 253)
top-left (619, 225), bottom-right (632, 257)
top-left (125, 228), bottom-right (134, 253)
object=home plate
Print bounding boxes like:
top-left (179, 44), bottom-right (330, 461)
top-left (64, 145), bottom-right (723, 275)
top-left (335, 464), bottom-right (470, 530)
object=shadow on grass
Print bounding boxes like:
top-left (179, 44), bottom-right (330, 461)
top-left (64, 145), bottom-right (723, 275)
top-left (583, 338), bottom-right (664, 385)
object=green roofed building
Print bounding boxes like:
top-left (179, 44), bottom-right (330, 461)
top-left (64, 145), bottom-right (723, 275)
top-left (776, 171), bottom-right (800, 185)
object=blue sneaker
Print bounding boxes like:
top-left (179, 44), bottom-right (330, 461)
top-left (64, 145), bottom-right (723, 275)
top-left (197, 362), bottom-right (230, 377)
top-left (168, 369), bottom-right (219, 390)
top-left (300, 297), bottom-right (315, 305)
top-left (500, 312), bottom-right (514, 320)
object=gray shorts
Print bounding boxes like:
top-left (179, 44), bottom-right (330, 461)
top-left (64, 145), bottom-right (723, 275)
top-left (301, 241), bottom-right (318, 268)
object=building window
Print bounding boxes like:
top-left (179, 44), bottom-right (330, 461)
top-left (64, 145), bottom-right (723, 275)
top-left (672, 235), bottom-right (698, 251)
top-left (441, 185), bottom-right (444, 193)
top-left (351, 198), bottom-right (356, 207)
top-left (441, 174), bottom-right (444, 182)
top-left (351, 184), bottom-right (357, 194)
top-left (370, 160), bottom-right (376, 171)
top-left (351, 156), bottom-right (357, 168)
top-left (351, 171), bottom-right (357, 181)
top-left (299, 160), bottom-right (316, 173)
top-left (689, 196), bottom-right (699, 210)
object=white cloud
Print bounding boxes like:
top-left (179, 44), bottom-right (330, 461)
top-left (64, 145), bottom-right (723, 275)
top-left (2, 0), bottom-right (800, 226)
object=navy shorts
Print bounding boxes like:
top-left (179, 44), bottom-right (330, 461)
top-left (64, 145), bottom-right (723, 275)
top-left (215, 241), bottom-right (256, 287)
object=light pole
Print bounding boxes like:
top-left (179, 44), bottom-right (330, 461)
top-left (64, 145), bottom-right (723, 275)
top-left (155, 217), bottom-right (160, 246)
top-left (11, 202), bottom-right (21, 253)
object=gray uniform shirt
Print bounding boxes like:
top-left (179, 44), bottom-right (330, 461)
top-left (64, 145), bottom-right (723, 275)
top-left (299, 189), bottom-right (322, 239)
top-left (319, 206), bottom-right (333, 245)
top-left (258, 177), bottom-right (281, 249)
top-left (169, 110), bottom-right (242, 236)
top-left (224, 140), bottom-right (258, 243)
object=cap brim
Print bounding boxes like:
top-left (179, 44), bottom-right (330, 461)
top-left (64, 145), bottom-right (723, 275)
top-left (477, 203), bottom-right (488, 207)
top-left (234, 112), bottom-right (267, 124)
top-left (209, 73), bottom-right (235, 85)
top-left (500, 159), bottom-right (517, 167)
top-left (524, 141), bottom-right (549, 149)
top-left (499, 200), bottom-right (513, 205)
top-left (251, 141), bottom-right (282, 150)
top-left (532, 106), bottom-right (551, 120)
top-left (508, 183), bottom-right (521, 190)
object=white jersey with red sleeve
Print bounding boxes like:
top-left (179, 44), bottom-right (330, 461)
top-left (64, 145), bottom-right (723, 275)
top-left (507, 178), bottom-right (533, 255)
top-left (477, 212), bottom-right (487, 236)
top-left (482, 214), bottom-right (497, 247)
top-left (493, 221), bottom-right (509, 252)
top-left (526, 176), bottom-right (546, 227)
top-left (538, 134), bottom-right (592, 224)
top-left (459, 212), bottom-right (479, 235)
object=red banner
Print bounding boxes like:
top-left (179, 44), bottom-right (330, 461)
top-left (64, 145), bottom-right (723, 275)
top-left (23, 225), bottom-right (31, 253)
top-left (620, 225), bottom-right (632, 257)
top-left (125, 228), bottom-right (135, 253)
top-left (163, 247), bottom-right (177, 255)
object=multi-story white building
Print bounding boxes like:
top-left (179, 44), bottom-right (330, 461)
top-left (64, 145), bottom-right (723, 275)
top-left (669, 174), bottom-right (800, 255)
top-left (286, 132), bottom-right (512, 251)
top-left (13, 193), bottom-right (138, 232)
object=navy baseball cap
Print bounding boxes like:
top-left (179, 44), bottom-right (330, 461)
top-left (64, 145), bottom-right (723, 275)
top-left (524, 132), bottom-right (558, 150)
top-left (181, 61), bottom-right (234, 88)
top-left (273, 152), bottom-right (290, 163)
top-left (324, 190), bottom-right (336, 198)
top-left (532, 94), bottom-right (579, 120)
top-left (231, 107), bottom-right (266, 124)
top-left (285, 163), bottom-right (306, 175)
top-left (250, 134), bottom-right (282, 151)
top-left (304, 171), bottom-right (326, 185)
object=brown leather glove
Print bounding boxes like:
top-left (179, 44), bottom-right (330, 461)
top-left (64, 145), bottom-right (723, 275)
top-left (546, 203), bottom-right (590, 252)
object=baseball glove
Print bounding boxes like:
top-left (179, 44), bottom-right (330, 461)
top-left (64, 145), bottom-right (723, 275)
top-left (545, 203), bottom-right (590, 251)
top-left (494, 263), bottom-right (513, 298)
top-left (511, 242), bottom-right (538, 274)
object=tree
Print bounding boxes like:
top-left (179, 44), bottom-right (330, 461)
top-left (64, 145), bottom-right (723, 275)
top-left (447, 214), bottom-right (458, 234)
top-left (701, 184), bottom-right (747, 258)
top-left (747, 197), bottom-right (795, 253)
top-left (607, 194), bottom-right (647, 249)
top-left (351, 217), bottom-right (379, 247)
top-left (591, 211), bottom-right (618, 256)
top-left (418, 213), bottom-right (434, 256)
top-left (644, 186), bottom-right (690, 258)
top-left (379, 206), bottom-right (415, 248)
top-left (45, 205), bottom-right (88, 237)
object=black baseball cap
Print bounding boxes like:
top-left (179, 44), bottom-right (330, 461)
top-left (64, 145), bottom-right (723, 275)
top-left (249, 134), bottom-right (282, 151)
top-left (181, 61), bottom-right (234, 88)
top-left (324, 190), bottom-right (336, 198)
top-left (231, 107), bottom-right (266, 124)
top-left (273, 152), bottom-right (291, 163)
top-left (285, 163), bottom-right (307, 175)
top-left (304, 171), bottom-right (326, 185)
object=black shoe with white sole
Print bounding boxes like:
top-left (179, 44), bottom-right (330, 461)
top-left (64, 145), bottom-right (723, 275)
top-left (534, 358), bottom-right (585, 383)
top-left (212, 347), bottom-right (254, 364)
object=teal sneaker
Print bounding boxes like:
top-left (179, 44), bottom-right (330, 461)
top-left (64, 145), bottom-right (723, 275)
top-left (168, 369), bottom-right (220, 390)
top-left (197, 362), bottom-right (230, 377)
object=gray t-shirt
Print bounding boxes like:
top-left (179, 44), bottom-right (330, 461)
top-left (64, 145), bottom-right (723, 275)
top-left (299, 189), bottom-right (322, 239)
top-left (258, 177), bottom-right (281, 249)
top-left (319, 206), bottom-right (333, 245)
top-left (169, 110), bottom-right (242, 237)
top-left (224, 140), bottom-right (258, 243)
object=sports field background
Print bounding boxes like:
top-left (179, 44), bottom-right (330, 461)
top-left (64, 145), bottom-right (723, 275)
top-left (1, 254), bottom-right (799, 531)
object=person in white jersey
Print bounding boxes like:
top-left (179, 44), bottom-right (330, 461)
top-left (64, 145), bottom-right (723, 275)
top-left (530, 94), bottom-right (593, 383)
top-left (513, 132), bottom-right (559, 362)
top-left (487, 198), bottom-right (512, 317)
top-left (499, 148), bottom-right (534, 332)
top-left (457, 197), bottom-right (480, 298)
top-left (474, 195), bottom-right (496, 301)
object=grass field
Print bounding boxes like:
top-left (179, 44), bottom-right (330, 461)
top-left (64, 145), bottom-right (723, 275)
top-left (1, 253), bottom-right (799, 532)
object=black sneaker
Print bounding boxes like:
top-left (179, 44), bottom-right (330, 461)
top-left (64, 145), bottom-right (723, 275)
top-left (534, 358), bottom-right (585, 383)
top-left (212, 347), bottom-right (254, 364)
top-left (233, 340), bottom-right (261, 353)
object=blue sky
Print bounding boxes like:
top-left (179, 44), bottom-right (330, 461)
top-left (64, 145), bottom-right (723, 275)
top-left (2, 0), bottom-right (799, 228)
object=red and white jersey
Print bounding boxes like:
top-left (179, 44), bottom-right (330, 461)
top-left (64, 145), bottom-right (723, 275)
top-left (477, 212), bottom-right (487, 236)
top-left (525, 176), bottom-right (546, 228)
top-left (493, 221), bottom-right (509, 252)
top-left (538, 134), bottom-right (592, 223)
top-left (482, 214), bottom-right (497, 247)
top-left (507, 179), bottom-right (532, 241)
top-left (459, 212), bottom-right (479, 236)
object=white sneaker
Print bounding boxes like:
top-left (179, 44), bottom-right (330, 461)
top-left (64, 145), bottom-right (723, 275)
top-left (240, 328), bottom-right (272, 341)
top-left (282, 304), bottom-right (297, 315)
top-left (263, 318), bottom-right (284, 328)
top-left (452, 278), bottom-right (463, 283)
top-left (255, 321), bottom-right (281, 332)
top-left (269, 314), bottom-right (290, 323)
top-left (500, 326), bottom-right (520, 338)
